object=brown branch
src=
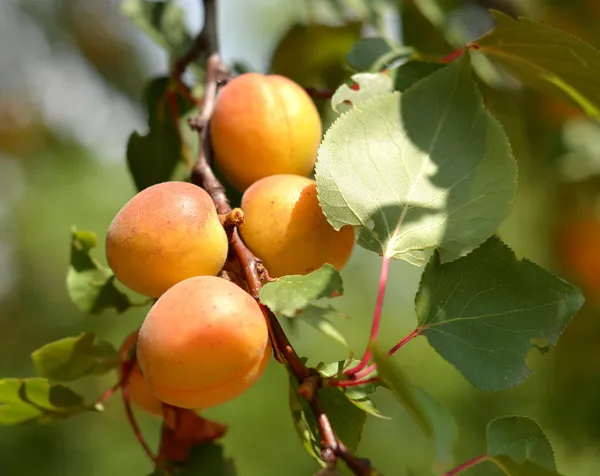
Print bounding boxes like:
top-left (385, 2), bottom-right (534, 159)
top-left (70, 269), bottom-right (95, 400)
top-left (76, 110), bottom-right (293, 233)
top-left (183, 2), bottom-right (378, 474)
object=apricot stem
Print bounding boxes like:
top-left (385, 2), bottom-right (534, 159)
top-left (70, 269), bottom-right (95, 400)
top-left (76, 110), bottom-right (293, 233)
top-left (346, 254), bottom-right (391, 377)
top-left (218, 208), bottom-right (244, 228)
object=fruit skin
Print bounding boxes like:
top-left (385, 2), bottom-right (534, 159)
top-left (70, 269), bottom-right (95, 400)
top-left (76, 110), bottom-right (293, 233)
top-left (119, 332), bottom-right (164, 416)
top-left (210, 73), bottom-right (322, 191)
top-left (105, 181), bottom-right (228, 298)
top-left (136, 276), bottom-right (271, 410)
top-left (240, 174), bottom-right (355, 277)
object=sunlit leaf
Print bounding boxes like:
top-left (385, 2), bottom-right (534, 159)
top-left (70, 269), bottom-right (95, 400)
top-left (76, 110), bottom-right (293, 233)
top-left (0, 378), bottom-right (95, 425)
top-left (32, 333), bottom-right (119, 382)
top-left (67, 228), bottom-right (133, 314)
top-left (415, 236), bottom-right (585, 390)
top-left (331, 72), bottom-right (393, 114)
top-left (259, 264), bottom-right (343, 317)
top-left (316, 53), bottom-right (516, 265)
top-left (476, 11), bottom-right (600, 118)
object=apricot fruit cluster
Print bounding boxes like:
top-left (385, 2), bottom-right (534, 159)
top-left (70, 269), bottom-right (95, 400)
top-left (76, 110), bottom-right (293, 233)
top-left (103, 72), bottom-right (355, 413)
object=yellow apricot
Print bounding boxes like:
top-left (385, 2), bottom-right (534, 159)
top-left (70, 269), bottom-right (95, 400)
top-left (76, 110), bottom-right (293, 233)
top-left (210, 73), bottom-right (322, 191)
top-left (240, 174), bottom-right (355, 277)
top-left (136, 276), bottom-right (271, 409)
top-left (105, 181), bottom-right (228, 298)
top-left (119, 332), bottom-right (163, 416)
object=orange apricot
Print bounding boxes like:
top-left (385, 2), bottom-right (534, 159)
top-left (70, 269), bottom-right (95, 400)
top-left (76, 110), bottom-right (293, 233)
top-left (136, 276), bottom-right (271, 409)
top-left (105, 181), bottom-right (228, 298)
top-left (240, 174), bottom-right (355, 277)
top-left (210, 73), bottom-right (322, 191)
top-left (119, 332), bottom-right (163, 416)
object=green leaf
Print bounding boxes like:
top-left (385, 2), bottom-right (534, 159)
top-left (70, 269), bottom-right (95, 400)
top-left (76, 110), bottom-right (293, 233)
top-left (316, 53), bottom-right (517, 265)
top-left (476, 11), bottom-right (600, 118)
top-left (487, 417), bottom-right (556, 470)
top-left (393, 61), bottom-right (445, 92)
top-left (331, 72), bottom-right (393, 114)
top-left (371, 345), bottom-right (457, 466)
top-left (32, 333), bottom-right (119, 382)
top-left (67, 228), bottom-right (133, 314)
top-left (120, 0), bottom-right (192, 59)
top-left (127, 77), bottom-right (195, 192)
top-left (485, 416), bottom-right (563, 475)
top-left (259, 264), bottom-right (343, 317)
top-left (178, 443), bottom-right (237, 476)
top-left (416, 235), bottom-right (585, 391)
top-left (296, 305), bottom-right (351, 353)
top-left (318, 360), bottom-right (386, 419)
top-left (289, 378), bottom-right (323, 466)
top-left (0, 378), bottom-right (94, 425)
top-left (346, 37), bottom-right (413, 72)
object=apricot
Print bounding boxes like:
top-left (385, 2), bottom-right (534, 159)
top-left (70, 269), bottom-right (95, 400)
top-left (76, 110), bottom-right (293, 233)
top-left (210, 73), bottom-right (322, 191)
top-left (136, 276), bottom-right (271, 409)
top-left (240, 174), bottom-right (355, 277)
top-left (105, 181), bottom-right (228, 298)
top-left (119, 332), bottom-right (163, 416)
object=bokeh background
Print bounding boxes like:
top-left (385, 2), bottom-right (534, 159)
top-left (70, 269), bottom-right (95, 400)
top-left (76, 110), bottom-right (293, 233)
top-left (1, 0), bottom-right (600, 475)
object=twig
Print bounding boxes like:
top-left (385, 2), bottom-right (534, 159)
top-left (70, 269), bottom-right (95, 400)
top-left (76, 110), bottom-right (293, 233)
top-left (184, 4), bottom-right (379, 473)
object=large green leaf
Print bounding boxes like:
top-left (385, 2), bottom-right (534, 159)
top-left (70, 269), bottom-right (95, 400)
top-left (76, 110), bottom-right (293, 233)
top-left (415, 236), bottom-right (584, 391)
top-left (178, 444), bottom-right (237, 476)
top-left (393, 61), bottom-right (445, 93)
top-left (120, 0), bottom-right (192, 59)
top-left (0, 378), bottom-right (95, 425)
top-left (67, 228), bottom-right (133, 314)
top-left (476, 11), bottom-right (600, 118)
top-left (127, 77), bottom-right (195, 192)
top-left (316, 53), bottom-right (516, 265)
top-left (371, 345), bottom-right (456, 466)
top-left (331, 72), bottom-right (393, 114)
top-left (486, 416), bottom-right (563, 476)
top-left (32, 333), bottom-right (119, 382)
top-left (259, 264), bottom-right (343, 317)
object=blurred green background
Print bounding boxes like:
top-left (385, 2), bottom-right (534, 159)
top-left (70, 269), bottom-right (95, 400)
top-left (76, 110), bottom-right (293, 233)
top-left (1, 0), bottom-right (600, 475)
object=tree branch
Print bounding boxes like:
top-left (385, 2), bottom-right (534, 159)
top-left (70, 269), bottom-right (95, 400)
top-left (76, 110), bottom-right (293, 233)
top-left (181, 2), bottom-right (380, 474)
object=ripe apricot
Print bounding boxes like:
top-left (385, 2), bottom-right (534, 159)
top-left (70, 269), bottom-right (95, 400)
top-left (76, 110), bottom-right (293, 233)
top-left (240, 174), bottom-right (355, 277)
top-left (105, 181), bottom-right (228, 298)
top-left (136, 276), bottom-right (271, 409)
top-left (119, 332), bottom-right (163, 416)
top-left (210, 73), bottom-right (322, 191)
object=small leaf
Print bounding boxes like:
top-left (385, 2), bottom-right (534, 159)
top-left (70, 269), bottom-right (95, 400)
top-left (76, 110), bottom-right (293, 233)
top-left (32, 333), bottom-right (119, 382)
top-left (486, 416), bottom-right (563, 475)
top-left (178, 443), bottom-right (237, 476)
top-left (393, 61), bottom-right (445, 92)
top-left (318, 360), bottom-right (386, 419)
top-left (346, 37), bottom-right (413, 72)
top-left (0, 378), bottom-right (93, 425)
top-left (331, 73), bottom-right (393, 113)
top-left (316, 53), bottom-right (517, 265)
top-left (120, 0), bottom-right (193, 59)
top-left (67, 228), bottom-right (133, 314)
top-left (416, 235), bottom-right (585, 391)
top-left (295, 305), bottom-right (351, 353)
top-left (259, 264), bottom-right (343, 317)
top-left (487, 417), bottom-right (556, 470)
top-left (127, 77), bottom-right (195, 192)
top-left (289, 379), bottom-right (323, 466)
top-left (476, 11), bottom-right (600, 118)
